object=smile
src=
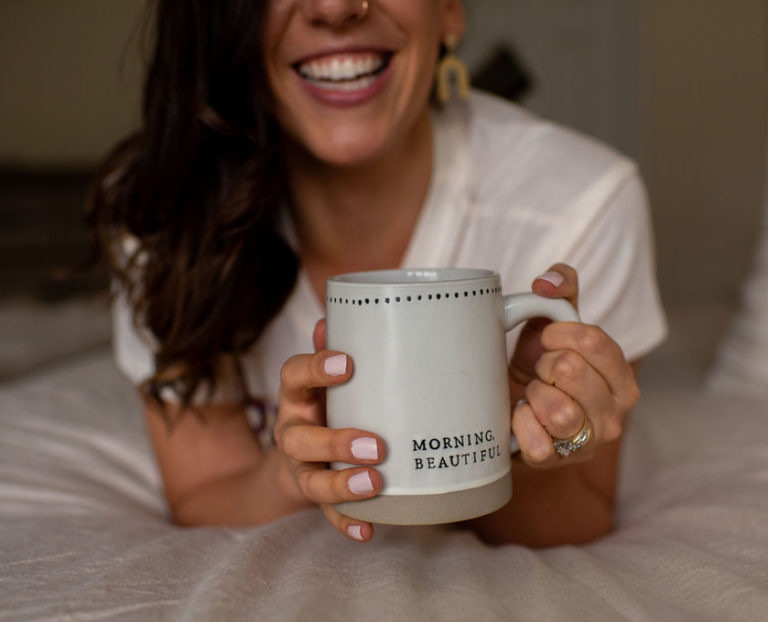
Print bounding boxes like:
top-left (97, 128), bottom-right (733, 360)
top-left (296, 52), bottom-right (391, 93)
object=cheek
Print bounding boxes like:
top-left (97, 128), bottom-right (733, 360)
top-left (261, 1), bottom-right (294, 77)
top-left (396, 41), bottom-right (440, 112)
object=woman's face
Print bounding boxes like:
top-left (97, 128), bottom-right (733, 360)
top-left (262, 0), bottom-right (465, 167)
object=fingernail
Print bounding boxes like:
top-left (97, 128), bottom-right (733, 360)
top-left (347, 525), bottom-right (365, 541)
top-left (351, 437), bottom-right (379, 461)
top-left (324, 354), bottom-right (347, 376)
top-left (348, 471), bottom-right (374, 495)
top-left (536, 271), bottom-right (565, 288)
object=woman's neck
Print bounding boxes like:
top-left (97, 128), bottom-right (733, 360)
top-left (283, 111), bottom-right (433, 289)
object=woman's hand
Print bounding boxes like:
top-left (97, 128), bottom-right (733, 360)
top-left (273, 320), bottom-right (386, 542)
top-left (508, 263), bottom-right (640, 468)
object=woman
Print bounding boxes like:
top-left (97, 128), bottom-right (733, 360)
top-left (90, 0), bottom-right (666, 545)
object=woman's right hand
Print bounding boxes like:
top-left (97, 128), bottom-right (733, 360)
top-left (274, 320), bottom-right (385, 542)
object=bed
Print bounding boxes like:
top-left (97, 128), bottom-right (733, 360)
top-left (1, 293), bottom-right (766, 622)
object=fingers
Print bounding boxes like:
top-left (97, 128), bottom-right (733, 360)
top-left (533, 348), bottom-right (617, 439)
top-left (512, 396), bottom-right (594, 467)
top-left (320, 503), bottom-right (374, 542)
top-left (511, 325), bottom-right (640, 466)
top-left (508, 264), bottom-right (580, 390)
top-left (278, 425), bottom-right (385, 465)
top-left (532, 263), bottom-right (579, 309)
top-left (525, 379), bottom-right (590, 440)
top-left (276, 349), bottom-right (384, 464)
top-left (288, 461), bottom-right (378, 542)
top-left (511, 264), bottom-right (639, 468)
top-left (293, 462), bottom-right (380, 542)
top-left (276, 345), bottom-right (381, 541)
top-left (279, 350), bottom-right (352, 407)
top-left (275, 422), bottom-right (384, 506)
top-left (511, 399), bottom-right (558, 465)
top-left (540, 323), bottom-right (640, 412)
top-left (294, 463), bottom-right (382, 505)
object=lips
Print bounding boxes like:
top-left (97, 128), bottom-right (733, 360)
top-left (295, 51), bottom-right (391, 95)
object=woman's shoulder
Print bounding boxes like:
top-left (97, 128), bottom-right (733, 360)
top-left (447, 90), bottom-right (640, 216)
top-left (464, 89), bottom-right (633, 178)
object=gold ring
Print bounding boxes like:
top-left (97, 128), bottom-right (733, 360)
top-left (552, 417), bottom-right (592, 457)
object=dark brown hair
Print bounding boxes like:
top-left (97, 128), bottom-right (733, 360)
top-left (88, 0), bottom-right (298, 408)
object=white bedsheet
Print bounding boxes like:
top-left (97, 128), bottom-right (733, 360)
top-left (1, 311), bottom-right (767, 621)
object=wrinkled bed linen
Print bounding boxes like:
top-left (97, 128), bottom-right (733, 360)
top-left (1, 348), bottom-right (767, 621)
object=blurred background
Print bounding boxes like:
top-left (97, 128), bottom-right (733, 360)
top-left (1, 0), bottom-right (767, 379)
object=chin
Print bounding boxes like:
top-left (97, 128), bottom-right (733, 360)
top-left (309, 135), bottom-right (390, 169)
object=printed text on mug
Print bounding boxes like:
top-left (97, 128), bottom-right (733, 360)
top-left (412, 429), bottom-right (503, 471)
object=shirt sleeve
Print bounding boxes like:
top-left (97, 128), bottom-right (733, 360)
top-left (111, 284), bottom-right (157, 386)
top-left (563, 166), bottom-right (668, 362)
top-left (111, 282), bottom-right (247, 404)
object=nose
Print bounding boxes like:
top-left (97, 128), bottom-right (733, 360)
top-left (299, 0), bottom-right (369, 27)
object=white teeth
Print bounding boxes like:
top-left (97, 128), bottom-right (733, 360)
top-left (308, 74), bottom-right (377, 92)
top-left (298, 54), bottom-right (386, 83)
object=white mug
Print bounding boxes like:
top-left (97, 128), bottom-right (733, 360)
top-left (325, 268), bottom-right (579, 525)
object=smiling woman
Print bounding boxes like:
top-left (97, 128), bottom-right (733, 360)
top-left (263, 0), bottom-right (463, 166)
top-left (88, 0), bottom-right (666, 546)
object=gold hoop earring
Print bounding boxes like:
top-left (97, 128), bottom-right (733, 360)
top-left (435, 34), bottom-right (470, 103)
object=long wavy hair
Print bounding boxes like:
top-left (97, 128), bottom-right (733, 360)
top-left (88, 0), bottom-right (299, 410)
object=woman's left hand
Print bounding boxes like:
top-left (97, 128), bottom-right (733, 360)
top-left (508, 263), bottom-right (640, 467)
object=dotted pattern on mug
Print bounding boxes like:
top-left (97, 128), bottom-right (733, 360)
top-left (327, 287), bottom-right (502, 306)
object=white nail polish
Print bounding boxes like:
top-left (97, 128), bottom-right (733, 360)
top-left (347, 525), bottom-right (364, 541)
top-left (348, 471), bottom-right (374, 495)
top-left (351, 437), bottom-right (378, 461)
top-left (324, 354), bottom-right (347, 376)
top-left (535, 271), bottom-right (565, 288)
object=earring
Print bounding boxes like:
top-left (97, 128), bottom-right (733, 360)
top-left (435, 34), bottom-right (470, 103)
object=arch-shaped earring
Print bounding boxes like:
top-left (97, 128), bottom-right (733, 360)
top-left (435, 34), bottom-right (470, 103)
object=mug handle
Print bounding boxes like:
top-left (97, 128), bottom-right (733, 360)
top-left (503, 293), bottom-right (579, 331)
top-left (502, 293), bottom-right (580, 454)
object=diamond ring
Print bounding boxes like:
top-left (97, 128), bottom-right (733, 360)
top-left (552, 417), bottom-right (592, 457)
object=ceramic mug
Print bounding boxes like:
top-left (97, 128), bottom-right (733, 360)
top-left (325, 268), bottom-right (579, 525)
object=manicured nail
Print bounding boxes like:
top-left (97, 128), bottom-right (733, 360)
top-left (536, 271), bottom-right (565, 288)
top-left (348, 471), bottom-right (374, 495)
top-left (351, 437), bottom-right (379, 461)
top-left (347, 525), bottom-right (365, 541)
top-left (324, 354), bottom-right (347, 376)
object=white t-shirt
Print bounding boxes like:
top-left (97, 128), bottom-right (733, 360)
top-left (113, 90), bottom-right (667, 431)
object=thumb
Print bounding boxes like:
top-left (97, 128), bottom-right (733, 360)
top-left (531, 263), bottom-right (579, 310)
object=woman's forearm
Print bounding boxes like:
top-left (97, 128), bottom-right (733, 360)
top-left (170, 448), bottom-right (313, 527)
top-left (465, 446), bottom-right (619, 547)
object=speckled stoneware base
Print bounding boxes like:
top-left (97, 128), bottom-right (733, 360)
top-left (334, 471), bottom-right (512, 525)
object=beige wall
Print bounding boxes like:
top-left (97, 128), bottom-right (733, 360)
top-left (2, 0), bottom-right (767, 305)
top-left (0, 0), bottom-right (145, 167)
top-left (465, 0), bottom-right (768, 304)
top-left (463, 0), bottom-right (642, 158)
top-left (639, 0), bottom-right (768, 303)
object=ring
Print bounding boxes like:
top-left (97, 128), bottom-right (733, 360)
top-left (552, 417), bottom-right (592, 457)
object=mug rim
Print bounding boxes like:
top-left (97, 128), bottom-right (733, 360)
top-left (328, 268), bottom-right (498, 287)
